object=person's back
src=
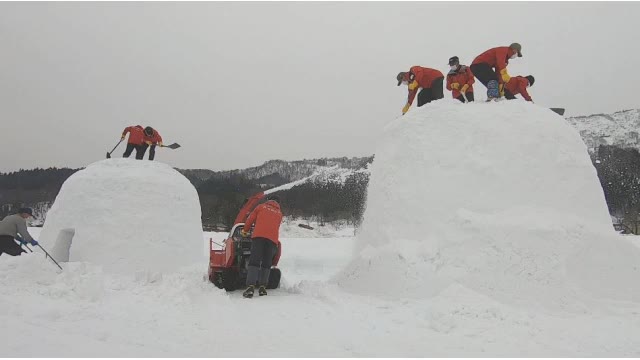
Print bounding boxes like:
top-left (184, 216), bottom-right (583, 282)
top-left (0, 214), bottom-right (33, 242)
top-left (241, 196), bottom-right (283, 298)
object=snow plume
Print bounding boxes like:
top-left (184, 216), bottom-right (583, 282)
top-left (336, 99), bottom-right (640, 310)
top-left (39, 159), bottom-right (203, 274)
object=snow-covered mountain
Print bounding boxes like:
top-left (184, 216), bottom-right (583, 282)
top-left (180, 156), bottom-right (373, 184)
top-left (565, 109), bottom-right (640, 153)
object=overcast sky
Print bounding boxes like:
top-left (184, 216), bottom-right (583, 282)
top-left (1, 2), bottom-right (638, 172)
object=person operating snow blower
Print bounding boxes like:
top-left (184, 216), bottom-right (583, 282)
top-left (241, 195), bottom-right (283, 298)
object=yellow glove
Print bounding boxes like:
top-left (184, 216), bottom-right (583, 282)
top-left (460, 84), bottom-right (469, 93)
top-left (450, 83), bottom-right (460, 90)
top-left (158, 142), bottom-right (163, 147)
top-left (146, 141), bottom-right (152, 145)
top-left (240, 230), bottom-right (250, 237)
top-left (407, 80), bottom-right (419, 91)
top-left (402, 103), bottom-right (411, 115)
top-left (498, 83), bottom-right (505, 97)
top-left (500, 68), bottom-right (511, 83)
top-left (121, 136), bottom-right (125, 140)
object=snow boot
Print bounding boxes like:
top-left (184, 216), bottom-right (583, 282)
top-left (243, 285), bottom-right (255, 298)
top-left (486, 80), bottom-right (500, 101)
top-left (258, 286), bottom-right (267, 296)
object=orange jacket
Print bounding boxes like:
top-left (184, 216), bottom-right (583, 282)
top-left (446, 65), bottom-right (475, 98)
top-left (243, 200), bottom-right (283, 245)
top-left (234, 192), bottom-right (265, 225)
top-left (122, 125), bottom-right (145, 145)
top-left (471, 46), bottom-right (517, 72)
top-left (144, 129), bottom-right (163, 145)
top-left (504, 76), bottom-right (533, 102)
top-left (403, 66), bottom-right (444, 106)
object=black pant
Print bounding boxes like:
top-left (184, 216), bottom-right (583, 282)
top-left (470, 63), bottom-right (498, 88)
top-left (0, 235), bottom-right (25, 257)
top-left (139, 144), bottom-right (157, 160)
top-left (456, 92), bottom-right (475, 103)
top-left (246, 237), bottom-right (277, 286)
top-left (417, 77), bottom-right (445, 107)
top-left (123, 143), bottom-right (147, 160)
top-left (504, 89), bottom-right (516, 100)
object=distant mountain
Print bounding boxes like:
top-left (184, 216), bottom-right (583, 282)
top-left (565, 109), bottom-right (640, 153)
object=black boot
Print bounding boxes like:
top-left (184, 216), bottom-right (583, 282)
top-left (258, 286), bottom-right (267, 296)
top-left (243, 285), bottom-right (255, 298)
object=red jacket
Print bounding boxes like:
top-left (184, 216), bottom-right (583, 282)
top-left (122, 125), bottom-right (145, 145)
top-left (243, 200), bottom-right (283, 245)
top-left (403, 66), bottom-right (444, 106)
top-left (446, 65), bottom-right (475, 98)
top-left (144, 129), bottom-right (163, 145)
top-left (234, 192), bottom-right (265, 225)
top-left (471, 46), bottom-right (517, 72)
top-left (504, 76), bottom-right (533, 102)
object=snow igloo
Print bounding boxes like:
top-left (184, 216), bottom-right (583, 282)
top-left (39, 159), bottom-right (203, 274)
top-left (337, 100), bottom-right (640, 310)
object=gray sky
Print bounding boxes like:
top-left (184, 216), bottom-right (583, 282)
top-left (1, 2), bottom-right (639, 172)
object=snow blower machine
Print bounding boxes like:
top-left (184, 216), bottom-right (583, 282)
top-left (208, 192), bottom-right (282, 291)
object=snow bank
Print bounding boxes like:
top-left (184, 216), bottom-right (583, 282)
top-left (39, 159), bottom-right (202, 274)
top-left (336, 100), bottom-right (640, 309)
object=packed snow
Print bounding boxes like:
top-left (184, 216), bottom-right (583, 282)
top-left (2, 101), bottom-right (640, 356)
top-left (38, 159), bottom-right (203, 274)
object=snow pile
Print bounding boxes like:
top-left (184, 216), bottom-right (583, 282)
top-left (39, 159), bottom-right (202, 274)
top-left (336, 100), bottom-right (640, 309)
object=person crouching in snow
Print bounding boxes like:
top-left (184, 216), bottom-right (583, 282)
top-left (446, 56), bottom-right (475, 103)
top-left (0, 208), bottom-right (38, 257)
top-left (240, 195), bottom-right (283, 298)
top-left (504, 75), bottom-right (535, 102)
top-left (121, 125), bottom-right (147, 160)
top-left (397, 66), bottom-right (444, 115)
top-left (141, 126), bottom-right (163, 161)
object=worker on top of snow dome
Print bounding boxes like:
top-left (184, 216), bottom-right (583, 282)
top-left (446, 56), bottom-right (475, 103)
top-left (504, 75), bottom-right (535, 103)
top-left (0, 208), bottom-right (38, 257)
top-left (470, 42), bottom-right (522, 101)
top-left (121, 125), bottom-right (147, 160)
top-left (397, 66), bottom-right (444, 115)
top-left (240, 195), bottom-right (283, 298)
top-left (142, 126), bottom-right (163, 161)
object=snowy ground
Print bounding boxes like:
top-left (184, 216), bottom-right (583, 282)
top-left (0, 228), bottom-right (638, 357)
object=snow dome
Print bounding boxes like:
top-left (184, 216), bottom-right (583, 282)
top-left (39, 159), bottom-right (203, 273)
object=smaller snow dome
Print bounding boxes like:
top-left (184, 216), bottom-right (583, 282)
top-left (39, 159), bottom-right (203, 274)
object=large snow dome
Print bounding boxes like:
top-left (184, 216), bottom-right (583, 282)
top-left (39, 159), bottom-right (203, 274)
top-left (337, 100), bottom-right (640, 309)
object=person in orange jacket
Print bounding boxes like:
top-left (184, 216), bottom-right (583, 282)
top-left (397, 66), bottom-right (444, 115)
top-left (240, 195), bottom-right (283, 298)
top-left (141, 126), bottom-right (163, 161)
top-left (446, 56), bottom-right (475, 103)
top-left (121, 125), bottom-right (147, 160)
top-left (504, 75), bottom-right (535, 102)
top-left (470, 43), bottom-right (522, 100)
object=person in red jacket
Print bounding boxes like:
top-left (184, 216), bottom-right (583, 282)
top-left (446, 56), bottom-right (475, 103)
top-left (141, 126), bottom-right (163, 161)
top-left (234, 192), bottom-right (265, 225)
top-left (240, 195), bottom-right (283, 298)
top-left (504, 75), bottom-right (535, 102)
top-left (470, 43), bottom-right (522, 100)
top-left (121, 125), bottom-right (146, 160)
top-left (397, 66), bottom-right (444, 115)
